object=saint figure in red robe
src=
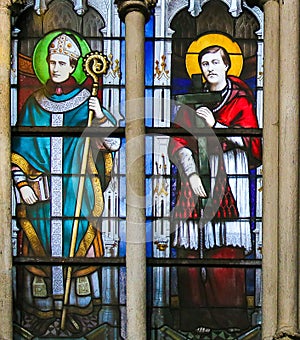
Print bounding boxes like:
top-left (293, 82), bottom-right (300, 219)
top-left (168, 44), bottom-right (262, 332)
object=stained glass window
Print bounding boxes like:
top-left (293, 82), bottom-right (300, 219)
top-left (11, 1), bottom-right (263, 338)
top-left (146, 1), bottom-right (263, 337)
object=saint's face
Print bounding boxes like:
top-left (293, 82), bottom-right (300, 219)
top-left (48, 53), bottom-right (75, 83)
top-left (200, 50), bottom-right (228, 88)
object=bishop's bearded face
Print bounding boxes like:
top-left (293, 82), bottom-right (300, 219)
top-left (48, 53), bottom-right (75, 83)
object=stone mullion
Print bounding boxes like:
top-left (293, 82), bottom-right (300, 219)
top-left (277, 0), bottom-right (300, 337)
top-left (260, 0), bottom-right (300, 338)
top-left (261, 1), bottom-right (280, 339)
top-left (0, 0), bottom-right (13, 339)
top-left (125, 10), bottom-right (147, 338)
top-left (115, 1), bottom-right (156, 338)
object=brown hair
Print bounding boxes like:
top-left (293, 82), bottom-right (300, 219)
top-left (198, 45), bottom-right (231, 70)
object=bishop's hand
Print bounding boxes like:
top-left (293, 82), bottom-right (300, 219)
top-left (89, 97), bottom-right (105, 119)
top-left (20, 185), bottom-right (39, 205)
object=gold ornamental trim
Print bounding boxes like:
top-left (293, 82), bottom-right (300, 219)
top-left (75, 223), bottom-right (96, 258)
top-left (87, 150), bottom-right (104, 217)
top-left (12, 153), bottom-right (42, 177)
top-left (17, 205), bottom-right (47, 257)
top-left (104, 152), bottom-right (113, 183)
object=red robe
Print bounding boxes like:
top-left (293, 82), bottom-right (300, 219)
top-left (169, 75), bottom-right (261, 220)
top-left (168, 76), bottom-right (262, 331)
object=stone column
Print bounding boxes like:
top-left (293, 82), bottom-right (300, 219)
top-left (115, 1), bottom-right (156, 338)
top-left (260, 1), bottom-right (280, 339)
top-left (0, 0), bottom-right (12, 339)
top-left (277, 0), bottom-right (299, 337)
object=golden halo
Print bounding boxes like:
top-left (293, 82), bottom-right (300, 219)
top-left (185, 33), bottom-right (243, 79)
